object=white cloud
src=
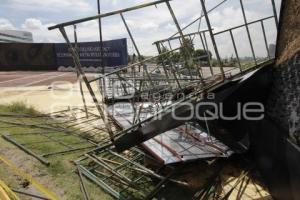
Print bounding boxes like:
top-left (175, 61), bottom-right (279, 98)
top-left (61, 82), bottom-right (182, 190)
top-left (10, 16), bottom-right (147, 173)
top-left (0, 18), bottom-right (15, 30)
top-left (140, 22), bottom-right (159, 30)
top-left (209, 7), bottom-right (260, 32)
top-left (0, 0), bottom-right (281, 57)
top-left (8, 0), bottom-right (92, 12)
top-left (206, 5), bottom-right (278, 58)
top-left (22, 18), bottom-right (43, 30)
top-left (111, 0), bottom-right (119, 6)
top-left (20, 18), bottom-right (62, 43)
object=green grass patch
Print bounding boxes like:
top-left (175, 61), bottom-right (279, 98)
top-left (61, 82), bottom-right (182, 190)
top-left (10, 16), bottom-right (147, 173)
top-left (0, 102), bottom-right (113, 200)
top-left (1, 101), bottom-right (39, 115)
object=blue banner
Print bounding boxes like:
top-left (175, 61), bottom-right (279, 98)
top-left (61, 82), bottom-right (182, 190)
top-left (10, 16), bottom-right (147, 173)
top-left (55, 38), bottom-right (128, 67)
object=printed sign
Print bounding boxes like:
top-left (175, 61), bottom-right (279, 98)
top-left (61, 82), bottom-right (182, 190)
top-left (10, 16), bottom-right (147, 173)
top-left (55, 38), bottom-right (128, 67)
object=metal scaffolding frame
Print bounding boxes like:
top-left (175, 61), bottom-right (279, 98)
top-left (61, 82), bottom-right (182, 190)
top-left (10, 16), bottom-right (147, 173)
top-left (49, 0), bottom-right (276, 145)
top-left (48, 0), bottom-right (279, 157)
top-left (12, 0), bottom-right (279, 198)
top-left (75, 146), bottom-right (188, 200)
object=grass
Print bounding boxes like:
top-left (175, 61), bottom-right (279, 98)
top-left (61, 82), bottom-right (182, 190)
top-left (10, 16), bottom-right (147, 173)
top-left (0, 102), bottom-right (190, 200)
top-left (3, 101), bottom-right (40, 115)
top-left (0, 102), bottom-right (113, 200)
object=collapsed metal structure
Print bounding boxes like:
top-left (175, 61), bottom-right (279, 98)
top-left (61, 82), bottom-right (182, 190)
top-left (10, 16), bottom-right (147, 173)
top-left (49, 0), bottom-right (278, 152)
top-left (47, 0), bottom-right (280, 198)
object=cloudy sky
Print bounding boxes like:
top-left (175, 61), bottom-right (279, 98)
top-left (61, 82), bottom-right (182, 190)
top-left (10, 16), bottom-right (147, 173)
top-left (0, 0), bottom-right (282, 57)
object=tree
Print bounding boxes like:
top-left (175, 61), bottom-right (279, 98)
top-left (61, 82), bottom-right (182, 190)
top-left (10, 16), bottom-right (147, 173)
top-left (193, 49), bottom-right (212, 62)
top-left (171, 52), bottom-right (181, 63)
top-left (180, 37), bottom-right (194, 59)
top-left (230, 54), bottom-right (237, 65)
top-left (157, 46), bottom-right (171, 65)
top-left (156, 38), bottom-right (213, 67)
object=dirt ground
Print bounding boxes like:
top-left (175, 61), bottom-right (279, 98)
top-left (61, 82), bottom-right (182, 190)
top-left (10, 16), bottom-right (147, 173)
top-left (0, 72), bottom-right (101, 113)
top-left (0, 135), bottom-right (113, 200)
top-left (0, 71), bottom-right (80, 87)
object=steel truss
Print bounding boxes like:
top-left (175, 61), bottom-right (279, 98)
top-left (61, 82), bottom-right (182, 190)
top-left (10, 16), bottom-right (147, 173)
top-left (48, 0), bottom-right (279, 146)
top-left (75, 146), bottom-right (188, 200)
top-left (41, 0), bottom-right (281, 198)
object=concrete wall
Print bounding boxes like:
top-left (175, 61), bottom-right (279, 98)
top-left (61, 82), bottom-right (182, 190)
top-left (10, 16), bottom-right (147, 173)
top-left (267, 52), bottom-right (300, 145)
top-left (276, 0), bottom-right (300, 65)
top-left (268, 0), bottom-right (300, 146)
top-left (255, 1), bottom-right (300, 198)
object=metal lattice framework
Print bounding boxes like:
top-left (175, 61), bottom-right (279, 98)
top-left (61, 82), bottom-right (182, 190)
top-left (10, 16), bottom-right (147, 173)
top-left (46, 0), bottom-right (280, 198)
top-left (75, 147), bottom-right (187, 199)
top-left (48, 0), bottom-right (279, 157)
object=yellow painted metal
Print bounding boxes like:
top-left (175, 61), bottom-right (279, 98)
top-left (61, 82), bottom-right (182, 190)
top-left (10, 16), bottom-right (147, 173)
top-left (0, 155), bottom-right (59, 200)
top-left (0, 180), bottom-right (19, 200)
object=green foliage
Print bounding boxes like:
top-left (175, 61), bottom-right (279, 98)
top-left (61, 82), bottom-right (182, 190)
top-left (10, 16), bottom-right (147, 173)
top-left (157, 46), bottom-right (171, 65)
top-left (139, 55), bottom-right (145, 60)
top-left (193, 49), bottom-right (212, 62)
top-left (180, 37), bottom-right (194, 59)
top-left (171, 52), bottom-right (181, 63)
top-left (156, 37), bottom-right (213, 66)
top-left (4, 101), bottom-right (39, 115)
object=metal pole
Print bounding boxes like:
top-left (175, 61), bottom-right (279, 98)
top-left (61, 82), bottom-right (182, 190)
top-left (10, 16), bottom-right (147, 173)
top-left (154, 30), bottom-right (210, 44)
top-left (188, 33), bottom-right (204, 84)
top-left (77, 165), bottom-right (90, 200)
top-left (202, 32), bottom-right (210, 57)
top-left (2, 135), bottom-right (50, 166)
top-left (200, 0), bottom-right (225, 79)
top-left (166, 41), bottom-right (182, 79)
top-left (155, 43), bottom-right (171, 85)
top-left (229, 30), bottom-right (242, 72)
top-left (120, 13), bottom-right (154, 86)
top-left (49, 0), bottom-right (171, 30)
top-left (189, 33), bottom-right (203, 78)
top-left (59, 27), bottom-right (115, 142)
top-left (167, 40), bottom-right (172, 50)
top-left (165, 1), bottom-right (193, 79)
top-left (96, 0), bottom-right (107, 104)
top-left (166, 40), bottom-right (180, 77)
top-left (119, 12), bottom-right (137, 87)
top-left (97, 0), bottom-right (104, 74)
top-left (164, 1), bottom-right (184, 48)
top-left (260, 21), bottom-right (271, 59)
top-left (199, 32), bottom-right (213, 76)
top-left (270, 0), bottom-right (279, 29)
top-left (162, 42), bottom-right (182, 86)
top-left (168, 0), bottom-right (228, 38)
top-left (74, 25), bottom-right (89, 118)
top-left (239, 0), bottom-right (257, 65)
top-left (120, 14), bottom-right (141, 60)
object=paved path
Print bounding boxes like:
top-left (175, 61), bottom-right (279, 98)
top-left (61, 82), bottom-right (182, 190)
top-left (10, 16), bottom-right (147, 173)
top-left (0, 71), bottom-right (96, 87)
